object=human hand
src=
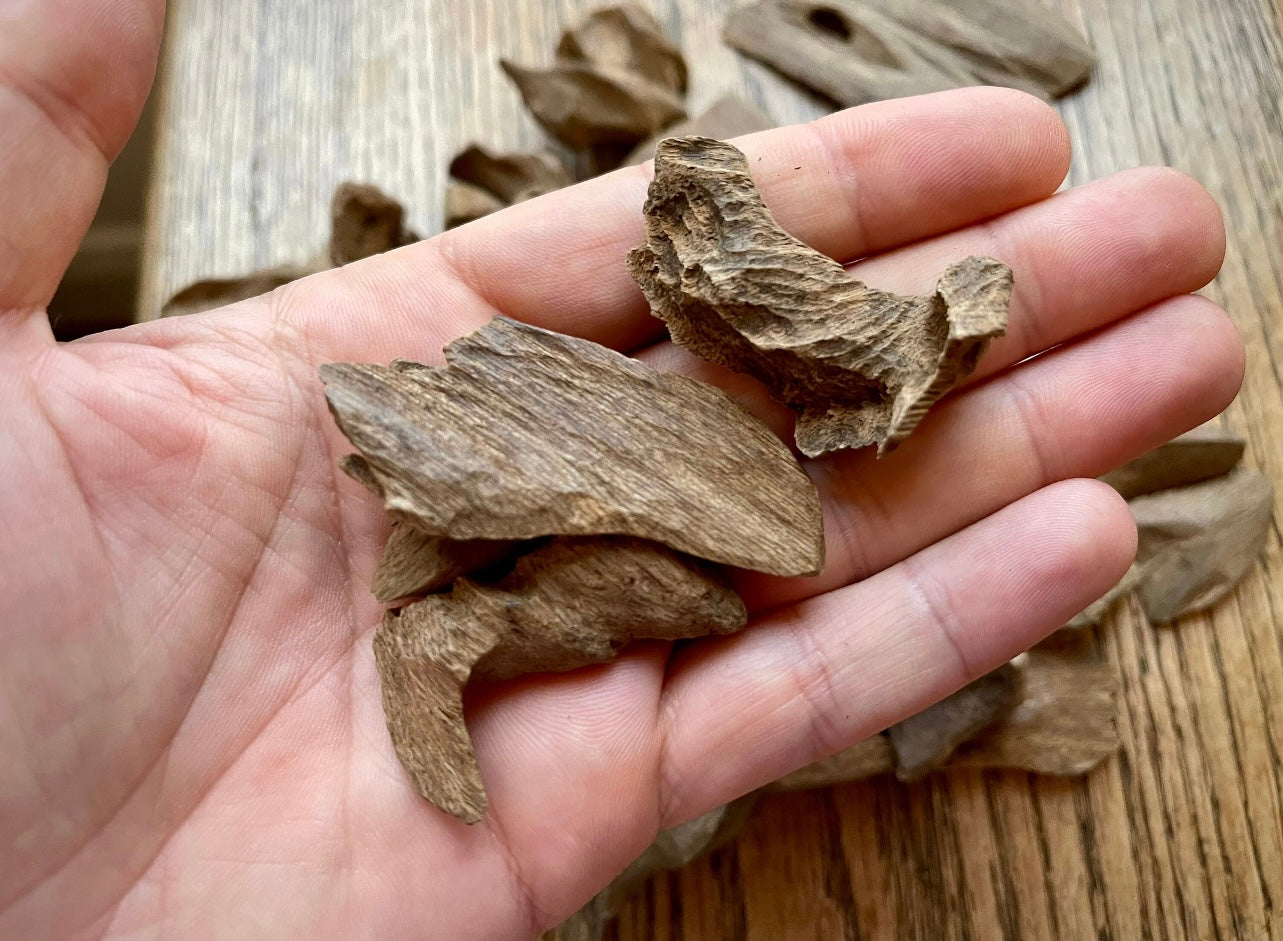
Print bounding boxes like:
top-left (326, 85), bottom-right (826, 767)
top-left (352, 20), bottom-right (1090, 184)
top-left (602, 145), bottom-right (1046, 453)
top-left (0, 2), bottom-right (1242, 938)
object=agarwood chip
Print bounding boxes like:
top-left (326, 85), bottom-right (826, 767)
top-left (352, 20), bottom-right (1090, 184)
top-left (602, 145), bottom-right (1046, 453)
top-left (322, 317), bottom-right (824, 576)
top-left (556, 2), bottom-right (688, 97)
top-left (888, 662), bottom-right (1022, 780)
top-left (500, 60), bottom-right (685, 151)
top-left (328, 182), bottom-right (418, 267)
top-left (1130, 470), bottom-right (1274, 622)
top-left (625, 93), bottom-right (775, 165)
top-left (723, 0), bottom-right (1094, 106)
top-left (374, 536), bottom-right (746, 822)
top-left (628, 137), bottom-right (1010, 456)
top-left (371, 523), bottom-right (520, 602)
top-left (1100, 421), bottom-right (1246, 500)
top-left (770, 734), bottom-right (894, 790)
top-left (952, 641), bottom-right (1118, 775)
top-left (448, 144), bottom-right (574, 204)
top-left (444, 181), bottom-right (506, 229)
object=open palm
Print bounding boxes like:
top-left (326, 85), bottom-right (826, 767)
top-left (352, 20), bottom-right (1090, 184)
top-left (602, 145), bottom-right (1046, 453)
top-left (0, 2), bottom-right (1243, 939)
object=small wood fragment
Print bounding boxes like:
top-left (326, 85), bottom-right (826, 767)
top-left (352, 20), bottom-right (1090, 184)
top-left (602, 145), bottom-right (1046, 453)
top-left (328, 182), bottom-right (419, 267)
top-left (500, 60), bottom-right (686, 151)
top-left (556, 2), bottom-right (688, 97)
top-left (952, 640), bottom-right (1118, 775)
top-left (444, 181), bottom-right (506, 229)
top-left (448, 144), bottom-right (574, 204)
top-left (723, 0), bottom-right (1094, 106)
top-left (374, 536), bottom-right (747, 822)
top-left (500, 4), bottom-right (688, 167)
top-left (1063, 560), bottom-right (1146, 630)
top-left (625, 93), bottom-right (774, 165)
top-left (1129, 470), bottom-right (1274, 622)
top-left (888, 662), bottom-right (1022, 780)
top-left (322, 317), bottom-right (824, 576)
top-left (371, 523), bottom-right (520, 602)
top-left (628, 137), bottom-right (1010, 456)
top-left (1100, 421), bottom-right (1246, 500)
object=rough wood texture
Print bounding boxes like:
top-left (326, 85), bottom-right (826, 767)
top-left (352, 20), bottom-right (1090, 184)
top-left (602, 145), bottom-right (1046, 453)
top-left (629, 136), bottom-right (1011, 456)
top-left (724, 0), bottom-right (1094, 106)
top-left (376, 535), bottom-right (746, 822)
top-left (888, 663), bottom-right (1023, 781)
top-left (322, 317), bottom-right (824, 575)
top-left (1100, 421), bottom-right (1246, 499)
top-left (142, 2), bottom-right (1283, 936)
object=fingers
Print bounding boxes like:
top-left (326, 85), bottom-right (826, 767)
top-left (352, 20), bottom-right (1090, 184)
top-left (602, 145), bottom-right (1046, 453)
top-left (216, 87), bottom-right (1070, 366)
top-left (0, 0), bottom-right (165, 320)
top-left (655, 479), bottom-right (1137, 825)
top-left (742, 293), bottom-right (1242, 610)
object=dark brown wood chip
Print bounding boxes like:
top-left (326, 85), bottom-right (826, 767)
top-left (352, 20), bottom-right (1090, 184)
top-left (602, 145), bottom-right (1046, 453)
top-left (628, 136), bottom-right (1010, 456)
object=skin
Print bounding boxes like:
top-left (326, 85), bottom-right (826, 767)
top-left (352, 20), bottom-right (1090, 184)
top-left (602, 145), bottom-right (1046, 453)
top-left (0, 2), bottom-right (1244, 938)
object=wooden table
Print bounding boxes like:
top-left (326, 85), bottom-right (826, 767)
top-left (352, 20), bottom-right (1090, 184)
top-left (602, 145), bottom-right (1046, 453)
top-left (140, 1), bottom-right (1283, 937)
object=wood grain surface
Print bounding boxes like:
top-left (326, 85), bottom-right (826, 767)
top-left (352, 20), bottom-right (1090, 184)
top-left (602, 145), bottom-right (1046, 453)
top-left (140, 1), bottom-right (1283, 938)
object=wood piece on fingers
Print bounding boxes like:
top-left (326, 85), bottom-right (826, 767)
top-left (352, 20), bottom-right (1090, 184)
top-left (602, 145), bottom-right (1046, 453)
top-left (628, 136), bottom-right (1010, 456)
top-left (374, 536), bottom-right (747, 822)
top-left (770, 733), bottom-right (894, 790)
top-left (322, 317), bottom-right (825, 576)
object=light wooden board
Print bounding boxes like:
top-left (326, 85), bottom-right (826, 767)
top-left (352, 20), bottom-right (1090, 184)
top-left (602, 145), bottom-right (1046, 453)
top-left (140, 1), bottom-right (1283, 938)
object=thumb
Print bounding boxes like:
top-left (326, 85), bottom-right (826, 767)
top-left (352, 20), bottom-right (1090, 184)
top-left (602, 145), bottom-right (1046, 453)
top-left (0, 0), bottom-right (165, 336)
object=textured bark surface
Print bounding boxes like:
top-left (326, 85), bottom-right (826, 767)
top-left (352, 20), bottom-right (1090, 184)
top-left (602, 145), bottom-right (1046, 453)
top-left (888, 663), bottom-right (1023, 781)
top-left (628, 136), bottom-right (1011, 456)
top-left (374, 536), bottom-right (746, 822)
top-left (723, 0), bottom-right (1095, 106)
top-left (1130, 470), bottom-right (1275, 622)
top-left (500, 4), bottom-right (687, 156)
top-left (162, 182), bottom-right (415, 316)
top-left (322, 317), bottom-right (824, 575)
top-left (625, 92), bottom-right (774, 164)
top-left (1100, 421), bottom-right (1246, 499)
top-left (371, 524), bottom-right (520, 602)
